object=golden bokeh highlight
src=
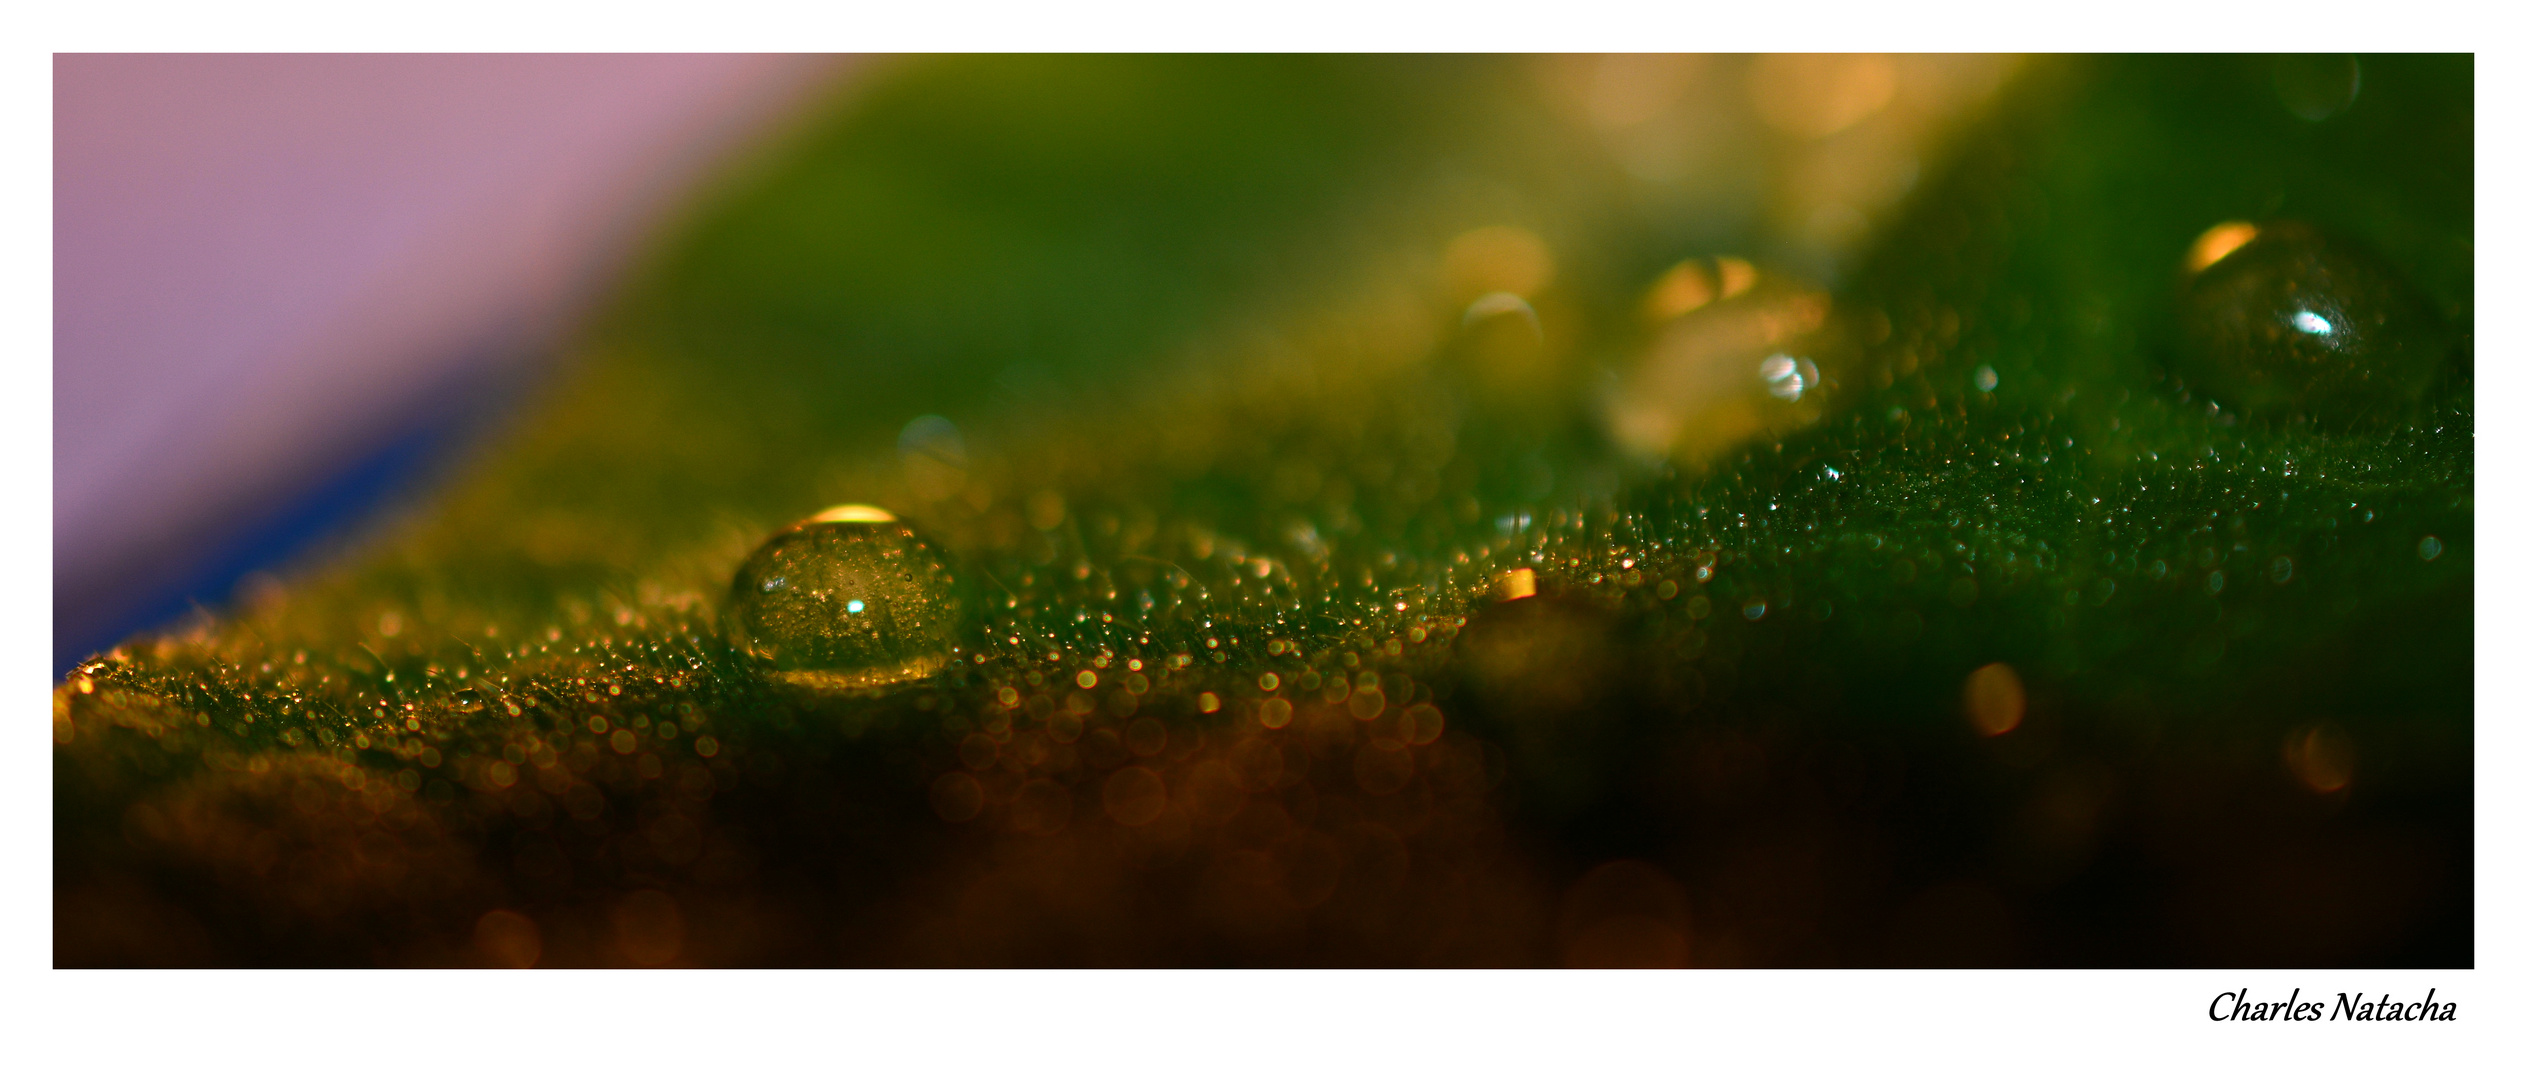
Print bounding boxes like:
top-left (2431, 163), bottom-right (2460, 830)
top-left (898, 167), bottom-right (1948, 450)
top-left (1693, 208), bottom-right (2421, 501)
top-left (2186, 221), bottom-right (2260, 274)
top-left (2284, 724), bottom-right (2356, 793)
top-left (1402, 702), bottom-right (1447, 745)
top-left (1748, 54), bottom-right (1899, 139)
top-left (1442, 224), bottom-right (1556, 301)
top-left (1642, 260), bottom-right (1715, 321)
top-left (807, 503), bottom-right (897, 524)
top-left (1714, 256), bottom-right (1758, 299)
top-left (1963, 662), bottom-right (2025, 736)
top-left (1494, 567), bottom-right (1538, 601)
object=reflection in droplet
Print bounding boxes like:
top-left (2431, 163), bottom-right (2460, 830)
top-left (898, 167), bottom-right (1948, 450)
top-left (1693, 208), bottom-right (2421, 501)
top-left (2172, 220), bottom-right (2450, 426)
top-left (725, 507), bottom-right (964, 691)
top-left (1760, 353), bottom-right (1820, 401)
top-left (1463, 290), bottom-right (1541, 333)
top-left (1606, 265), bottom-right (1832, 461)
top-left (2185, 221), bottom-right (2260, 274)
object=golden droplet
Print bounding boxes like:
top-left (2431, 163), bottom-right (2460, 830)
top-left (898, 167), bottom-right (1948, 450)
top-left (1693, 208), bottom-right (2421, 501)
top-left (1495, 567), bottom-right (1539, 602)
top-left (725, 508), bottom-right (963, 692)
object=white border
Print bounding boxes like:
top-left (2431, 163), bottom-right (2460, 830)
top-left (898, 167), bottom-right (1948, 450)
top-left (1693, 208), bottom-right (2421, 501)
top-left (14, 3), bottom-right (2513, 1075)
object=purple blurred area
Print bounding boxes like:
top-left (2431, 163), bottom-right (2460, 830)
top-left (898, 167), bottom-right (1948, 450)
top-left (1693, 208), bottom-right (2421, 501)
top-left (54, 54), bottom-right (851, 672)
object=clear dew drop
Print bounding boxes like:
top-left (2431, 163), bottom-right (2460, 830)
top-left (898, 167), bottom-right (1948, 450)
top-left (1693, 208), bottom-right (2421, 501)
top-left (724, 505), bottom-right (964, 691)
top-left (2172, 219), bottom-right (2450, 427)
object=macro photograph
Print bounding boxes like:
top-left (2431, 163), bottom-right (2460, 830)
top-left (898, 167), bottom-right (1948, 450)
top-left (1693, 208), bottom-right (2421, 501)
top-left (51, 51), bottom-right (2472, 973)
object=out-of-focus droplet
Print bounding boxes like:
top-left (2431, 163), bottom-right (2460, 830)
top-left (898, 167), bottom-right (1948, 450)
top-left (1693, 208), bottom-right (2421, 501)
top-left (725, 505), bottom-right (964, 691)
top-left (1641, 258), bottom-right (1717, 321)
top-left (1024, 490), bottom-right (1066, 531)
top-left (1748, 54), bottom-right (1898, 139)
top-left (2172, 220), bottom-right (2450, 427)
top-left (1102, 766), bottom-right (1167, 826)
top-left (1759, 353), bottom-right (1820, 402)
top-left (1605, 263), bottom-right (1833, 462)
top-left (1963, 662), bottom-right (2025, 736)
top-left (1443, 224), bottom-right (1556, 301)
top-left (2417, 535), bottom-right (2443, 561)
top-left (2283, 724), bottom-right (2355, 793)
top-left (2272, 54), bottom-right (2361, 122)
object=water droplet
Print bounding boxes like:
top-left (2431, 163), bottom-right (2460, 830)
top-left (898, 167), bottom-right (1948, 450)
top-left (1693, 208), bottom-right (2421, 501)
top-left (2417, 535), bottom-right (2443, 561)
top-left (1972, 364), bottom-right (1998, 392)
top-left (2173, 220), bottom-right (2450, 426)
top-left (724, 505), bottom-right (964, 691)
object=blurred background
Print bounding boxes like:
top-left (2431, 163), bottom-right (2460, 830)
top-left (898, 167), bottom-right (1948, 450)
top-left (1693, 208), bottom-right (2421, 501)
top-left (54, 54), bottom-right (2022, 676)
top-left (54, 54), bottom-right (850, 674)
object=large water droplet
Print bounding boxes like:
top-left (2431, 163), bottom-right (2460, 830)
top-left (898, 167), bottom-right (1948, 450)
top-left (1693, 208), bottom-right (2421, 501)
top-left (725, 505), bottom-right (964, 690)
top-left (2172, 220), bottom-right (2450, 427)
